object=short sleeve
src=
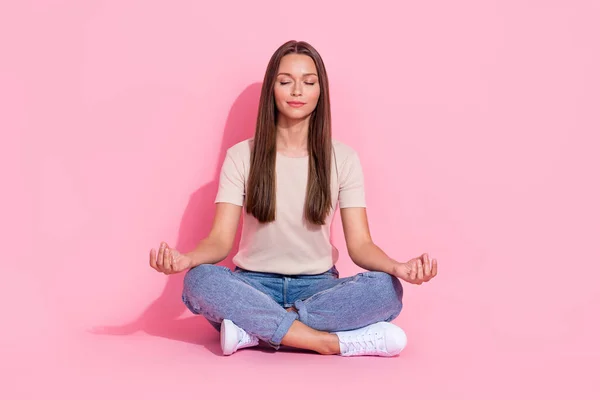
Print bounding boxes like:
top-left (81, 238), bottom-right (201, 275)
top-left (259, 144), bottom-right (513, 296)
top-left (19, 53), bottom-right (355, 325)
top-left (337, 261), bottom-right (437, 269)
top-left (214, 150), bottom-right (245, 206)
top-left (338, 151), bottom-right (366, 208)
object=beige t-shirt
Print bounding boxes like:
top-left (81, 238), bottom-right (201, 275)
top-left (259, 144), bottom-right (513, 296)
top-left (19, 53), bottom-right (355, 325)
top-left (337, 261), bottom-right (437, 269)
top-left (215, 138), bottom-right (366, 275)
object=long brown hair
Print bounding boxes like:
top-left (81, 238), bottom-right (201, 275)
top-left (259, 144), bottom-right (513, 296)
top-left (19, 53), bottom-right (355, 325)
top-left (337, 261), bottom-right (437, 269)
top-left (246, 40), bottom-right (332, 225)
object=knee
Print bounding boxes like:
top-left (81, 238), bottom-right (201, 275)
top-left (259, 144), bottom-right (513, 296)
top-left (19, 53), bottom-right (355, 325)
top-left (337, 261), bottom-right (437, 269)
top-left (182, 264), bottom-right (229, 303)
top-left (362, 271), bottom-right (403, 315)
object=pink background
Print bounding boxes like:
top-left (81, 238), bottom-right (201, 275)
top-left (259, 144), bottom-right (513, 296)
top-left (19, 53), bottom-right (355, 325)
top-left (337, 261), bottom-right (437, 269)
top-left (2, 1), bottom-right (599, 399)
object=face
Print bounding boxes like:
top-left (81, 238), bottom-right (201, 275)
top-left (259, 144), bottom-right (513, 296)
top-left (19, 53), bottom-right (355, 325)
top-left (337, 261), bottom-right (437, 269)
top-left (273, 54), bottom-right (320, 122)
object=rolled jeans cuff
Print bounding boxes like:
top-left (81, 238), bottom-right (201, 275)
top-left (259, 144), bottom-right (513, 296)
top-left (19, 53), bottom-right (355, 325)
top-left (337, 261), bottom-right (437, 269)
top-left (269, 310), bottom-right (299, 349)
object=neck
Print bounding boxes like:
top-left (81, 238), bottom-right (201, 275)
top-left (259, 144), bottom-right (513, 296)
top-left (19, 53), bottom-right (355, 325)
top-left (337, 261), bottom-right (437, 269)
top-left (276, 116), bottom-right (310, 151)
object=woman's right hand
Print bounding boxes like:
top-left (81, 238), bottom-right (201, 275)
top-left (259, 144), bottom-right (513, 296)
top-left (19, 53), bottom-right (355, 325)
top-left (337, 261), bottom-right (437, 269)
top-left (149, 242), bottom-right (193, 275)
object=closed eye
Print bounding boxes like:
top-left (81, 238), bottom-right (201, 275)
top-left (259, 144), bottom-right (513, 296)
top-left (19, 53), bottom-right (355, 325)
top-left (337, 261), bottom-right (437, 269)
top-left (279, 81), bottom-right (317, 86)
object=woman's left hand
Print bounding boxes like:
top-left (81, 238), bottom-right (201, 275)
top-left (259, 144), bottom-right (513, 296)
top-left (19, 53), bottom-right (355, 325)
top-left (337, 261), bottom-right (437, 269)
top-left (392, 253), bottom-right (438, 285)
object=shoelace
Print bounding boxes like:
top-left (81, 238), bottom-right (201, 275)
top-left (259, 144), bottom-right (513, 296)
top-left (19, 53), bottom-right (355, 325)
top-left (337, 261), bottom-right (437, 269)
top-left (344, 331), bottom-right (385, 354)
top-left (238, 329), bottom-right (257, 345)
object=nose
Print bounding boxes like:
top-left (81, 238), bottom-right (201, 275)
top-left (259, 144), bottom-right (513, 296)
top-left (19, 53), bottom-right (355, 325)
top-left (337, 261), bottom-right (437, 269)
top-left (291, 82), bottom-right (302, 96)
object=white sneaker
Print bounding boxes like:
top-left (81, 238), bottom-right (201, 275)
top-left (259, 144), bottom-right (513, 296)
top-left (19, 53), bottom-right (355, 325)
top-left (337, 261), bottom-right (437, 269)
top-left (333, 322), bottom-right (407, 357)
top-left (220, 319), bottom-right (260, 356)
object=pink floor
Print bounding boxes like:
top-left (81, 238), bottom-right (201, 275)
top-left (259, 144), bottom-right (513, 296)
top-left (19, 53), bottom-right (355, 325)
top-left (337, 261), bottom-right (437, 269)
top-left (4, 267), bottom-right (598, 400)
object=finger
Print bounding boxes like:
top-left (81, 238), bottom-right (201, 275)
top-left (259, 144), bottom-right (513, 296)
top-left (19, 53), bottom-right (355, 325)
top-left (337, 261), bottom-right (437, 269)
top-left (409, 262), bottom-right (417, 281)
top-left (157, 242), bottom-right (166, 270)
top-left (149, 249), bottom-right (159, 271)
top-left (163, 248), bottom-right (172, 273)
top-left (169, 248), bottom-right (177, 271)
top-left (417, 259), bottom-right (424, 281)
top-left (424, 253), bottom-right (432, 276)
top-left (432, 258), bottom-right (438, 277)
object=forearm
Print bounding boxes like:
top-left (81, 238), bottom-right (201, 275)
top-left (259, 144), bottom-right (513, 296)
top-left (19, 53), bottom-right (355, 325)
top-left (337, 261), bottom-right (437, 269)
top-left (186, 236), bottom-right (230, 267)
top-left (350, 241), bottom-right (400, 275)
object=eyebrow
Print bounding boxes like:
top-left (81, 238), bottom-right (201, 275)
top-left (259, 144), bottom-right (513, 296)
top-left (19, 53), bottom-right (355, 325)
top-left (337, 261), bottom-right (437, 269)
top-left (277, 72), bottom-right (318, 78)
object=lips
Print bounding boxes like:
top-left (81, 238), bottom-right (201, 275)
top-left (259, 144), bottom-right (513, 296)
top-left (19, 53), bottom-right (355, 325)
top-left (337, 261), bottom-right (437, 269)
top-left (287, 101), bottom-right (306, 108)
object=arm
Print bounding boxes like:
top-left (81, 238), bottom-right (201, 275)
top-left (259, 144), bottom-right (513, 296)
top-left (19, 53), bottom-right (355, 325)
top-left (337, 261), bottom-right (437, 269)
top-left (187, 147), bottom-right (245, 266)
top-left (340, 207), bottom-right (438, 284)
top-left (340, 207), bottom-right (398, 275)
top-left (186, 202), bottom-right (242, 266)
top-left (150, 202), bottom-right (242, 274)
top-left (337, 150), bottom-right (437, 283)
top-left (150, 146), bottom-right (247, 274)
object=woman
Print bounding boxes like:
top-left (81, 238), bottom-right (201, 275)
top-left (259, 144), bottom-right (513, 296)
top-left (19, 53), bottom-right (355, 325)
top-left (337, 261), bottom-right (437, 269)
top-left (149, 40), bottom-right (438, 357)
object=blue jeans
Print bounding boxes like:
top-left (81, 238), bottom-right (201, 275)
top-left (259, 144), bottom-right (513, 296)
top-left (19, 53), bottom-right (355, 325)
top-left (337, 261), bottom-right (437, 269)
top-left (181, 264), bottom-right (404, 349)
